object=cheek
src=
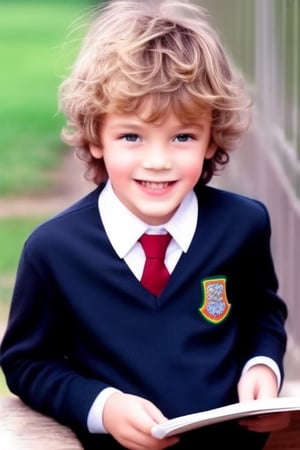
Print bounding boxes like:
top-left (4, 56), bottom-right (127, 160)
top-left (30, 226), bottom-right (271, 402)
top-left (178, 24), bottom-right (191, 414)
top-left (180, 155), bottom-right (205, 181)
top-left (102, 150), bottom-right (133, 177)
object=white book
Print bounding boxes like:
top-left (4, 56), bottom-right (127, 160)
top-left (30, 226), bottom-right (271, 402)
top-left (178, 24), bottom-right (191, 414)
top-left (151, 396), bottom-right (300, 439)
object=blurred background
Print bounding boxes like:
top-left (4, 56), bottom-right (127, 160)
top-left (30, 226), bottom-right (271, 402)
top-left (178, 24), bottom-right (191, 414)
top-left (0, 0), bottom-right (299, 396)
top-left (200, 0), bottom-right (300, 395)
top-left (0, 0), bottom-right (93, 393)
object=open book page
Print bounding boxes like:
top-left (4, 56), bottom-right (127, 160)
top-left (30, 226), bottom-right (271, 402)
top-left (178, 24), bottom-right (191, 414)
top-left (151, 396), bottom-right (300, 439)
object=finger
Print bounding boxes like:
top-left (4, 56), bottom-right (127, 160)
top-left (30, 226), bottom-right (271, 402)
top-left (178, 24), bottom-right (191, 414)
top-left (143, 400), bottom-right (169, 424)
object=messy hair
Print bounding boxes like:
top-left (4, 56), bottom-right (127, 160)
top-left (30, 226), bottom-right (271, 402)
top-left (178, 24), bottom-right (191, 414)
top-left (59, 0), bottom-right (252, 185)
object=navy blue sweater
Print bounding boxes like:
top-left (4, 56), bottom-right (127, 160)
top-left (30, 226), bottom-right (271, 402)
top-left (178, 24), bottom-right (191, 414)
top-left (0, 185), bottom-right (287, 449)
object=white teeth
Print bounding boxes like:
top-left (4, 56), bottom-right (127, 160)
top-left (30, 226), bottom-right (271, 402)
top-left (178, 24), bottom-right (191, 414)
top-left (141, 181), bottom-right (169, 189)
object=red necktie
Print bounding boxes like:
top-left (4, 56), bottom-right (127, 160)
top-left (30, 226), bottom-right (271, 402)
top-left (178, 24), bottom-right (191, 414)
top-left (139, 233), bottom-right (172, 296)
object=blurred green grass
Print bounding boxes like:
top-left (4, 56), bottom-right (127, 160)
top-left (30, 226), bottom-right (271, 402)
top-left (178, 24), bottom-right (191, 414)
top-left (0, 0), bottom-right (90, 196)
top-left (0, 0), bottom-right (92, 395)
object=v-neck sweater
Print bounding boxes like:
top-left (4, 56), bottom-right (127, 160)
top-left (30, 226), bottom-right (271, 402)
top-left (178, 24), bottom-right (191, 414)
top-left (0, 184), bottom-right (287, 447)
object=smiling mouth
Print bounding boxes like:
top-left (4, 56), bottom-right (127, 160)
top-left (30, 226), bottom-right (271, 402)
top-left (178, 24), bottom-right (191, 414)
top-left (139, 181), bottom-right (175, 189)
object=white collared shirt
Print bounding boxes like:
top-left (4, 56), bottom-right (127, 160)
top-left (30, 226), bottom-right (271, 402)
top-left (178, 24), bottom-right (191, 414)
top-left (98, 179), bottom-right (198, 278)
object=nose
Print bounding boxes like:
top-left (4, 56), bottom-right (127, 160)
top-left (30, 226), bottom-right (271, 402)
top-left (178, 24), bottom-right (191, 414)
top-left (142, 144), bottom-right (172, 170)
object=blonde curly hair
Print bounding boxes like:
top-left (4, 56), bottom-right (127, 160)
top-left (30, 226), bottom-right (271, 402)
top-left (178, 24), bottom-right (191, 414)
top-left (59, 0), bottom-right (251, 185)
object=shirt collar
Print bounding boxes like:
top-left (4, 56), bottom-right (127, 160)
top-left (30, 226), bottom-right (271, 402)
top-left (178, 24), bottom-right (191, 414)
top-left (98, 180), bottom-right (198, 258)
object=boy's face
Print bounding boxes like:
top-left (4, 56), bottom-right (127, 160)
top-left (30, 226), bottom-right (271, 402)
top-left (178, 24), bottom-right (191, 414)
top-left (90, 109), bottom-right (216, 225)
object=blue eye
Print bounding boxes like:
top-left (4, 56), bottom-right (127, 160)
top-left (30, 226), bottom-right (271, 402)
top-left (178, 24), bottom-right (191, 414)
top-left (175, 134), bottom-right (192, 142)
top-left (121, 134), bottom-right (139, 142)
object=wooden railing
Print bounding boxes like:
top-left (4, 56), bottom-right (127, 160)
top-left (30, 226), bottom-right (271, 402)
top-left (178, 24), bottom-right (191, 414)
top-left (0, 395), bottom-right (299, 449)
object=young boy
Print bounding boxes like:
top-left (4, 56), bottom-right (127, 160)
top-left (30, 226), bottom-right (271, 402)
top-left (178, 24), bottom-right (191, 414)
top-left (0, 1), bottom-right (289, 449)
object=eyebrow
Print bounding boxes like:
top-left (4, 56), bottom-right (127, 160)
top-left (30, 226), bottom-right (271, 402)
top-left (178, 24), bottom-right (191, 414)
top-left (105, 117), bottom-right (209, 133)
top-left (109, 121), bottom-right (205, 129)
top-left (108, 122), bottom-right (144, 129)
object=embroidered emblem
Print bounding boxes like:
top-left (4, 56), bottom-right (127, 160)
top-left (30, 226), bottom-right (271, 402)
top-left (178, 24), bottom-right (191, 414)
top-left (199, 276), bottom-right (231, 323)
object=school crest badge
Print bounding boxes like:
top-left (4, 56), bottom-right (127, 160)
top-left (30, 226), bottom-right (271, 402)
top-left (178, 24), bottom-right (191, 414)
top-left (199, 276), bottom-right (231, 323)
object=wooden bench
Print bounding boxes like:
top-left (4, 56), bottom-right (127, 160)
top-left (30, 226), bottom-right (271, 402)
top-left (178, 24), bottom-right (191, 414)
top-left (0, 395), bottom-right (83, 449)
top-left (0, 395), bottom-right (299, 449)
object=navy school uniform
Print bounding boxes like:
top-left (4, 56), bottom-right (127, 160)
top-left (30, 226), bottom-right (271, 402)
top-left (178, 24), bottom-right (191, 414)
top-left (0, 184), bottom-right (287, 449)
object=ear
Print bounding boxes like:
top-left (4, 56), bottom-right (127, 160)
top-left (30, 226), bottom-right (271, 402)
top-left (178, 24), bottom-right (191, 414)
top-left (205, 140), bottom-right (218, 159)
top-left (89, 143), bottom-right (103, 159)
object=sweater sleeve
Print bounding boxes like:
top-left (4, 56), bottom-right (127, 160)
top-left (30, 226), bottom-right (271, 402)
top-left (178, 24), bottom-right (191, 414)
top-left (0, 244), bottom-right (109, 433)
top-left (233, 200), bottom-right (288, 381)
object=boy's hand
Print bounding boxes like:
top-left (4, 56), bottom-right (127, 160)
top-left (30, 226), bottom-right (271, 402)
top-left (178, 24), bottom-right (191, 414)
top-left (237, 364), bottom-right (291, 432)
top-left (102, 392), bottom-right (180, 449)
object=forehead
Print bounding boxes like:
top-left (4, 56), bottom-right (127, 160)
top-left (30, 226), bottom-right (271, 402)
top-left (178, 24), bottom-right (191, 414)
top-left (106, 93), bottom-right (212, 124)
top-left (102, 108), bottom-right (212, 130)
